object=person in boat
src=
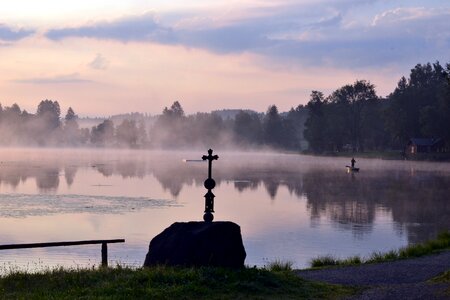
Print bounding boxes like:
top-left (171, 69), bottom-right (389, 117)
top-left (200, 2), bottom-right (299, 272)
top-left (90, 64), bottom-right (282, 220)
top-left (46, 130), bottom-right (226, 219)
top-left (351, 157), bottom-right (356, 168)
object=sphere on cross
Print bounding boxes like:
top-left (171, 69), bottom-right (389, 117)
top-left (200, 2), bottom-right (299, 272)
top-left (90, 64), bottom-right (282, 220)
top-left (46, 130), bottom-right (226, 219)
top-left (204, 178), bottom-right (216, 190)
top-left (203, 212), bottom-right (214, 222)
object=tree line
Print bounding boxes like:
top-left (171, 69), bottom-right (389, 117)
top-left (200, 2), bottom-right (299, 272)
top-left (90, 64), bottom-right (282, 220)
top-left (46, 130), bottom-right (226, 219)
top-left (0, 99), bottom-right (309, 149)
top-left (149, 101), bottom-right (308, 149)
top-left (304, 61), bottom-right (450, 153)
top-left (0, 61), bottom-right (448, 151)
top-left (0, 100), bottom-right (84, 146)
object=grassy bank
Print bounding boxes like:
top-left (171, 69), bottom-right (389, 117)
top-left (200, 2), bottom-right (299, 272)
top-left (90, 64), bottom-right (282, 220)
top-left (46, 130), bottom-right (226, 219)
top-left (311, 231), bottom-right (450, 268)
top-left (304, 150), bottom-right (450, 162)
top-left (430, 270), bottom-right (450, 296)
top-left (0, 264), bottom-right (354, 299)
top-left (431, 270), bottom-right (450, 283)
top-left (301, 150), bottom-right (403, 160)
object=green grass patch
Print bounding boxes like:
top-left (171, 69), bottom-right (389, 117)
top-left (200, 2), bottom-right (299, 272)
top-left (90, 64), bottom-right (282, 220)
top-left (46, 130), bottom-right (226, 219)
top-left (311, 231), bottom-right (450, 268)
top-left (430, 270), bottom-right (450, 283)
top-left (310, 256), bottom-right (362, 268)
top-left (0, 265), bottom-right (354, 299)
top-left (429, 270), bottom-right (450, 296)
top-left (265, 259), bottom-right (294, 272)
top-left (310, 255), bottom-right (340, 268)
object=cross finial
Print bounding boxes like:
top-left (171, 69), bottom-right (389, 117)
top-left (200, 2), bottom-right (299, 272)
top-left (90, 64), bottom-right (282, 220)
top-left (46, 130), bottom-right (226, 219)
top-left (202, 149), bottom-right (219, 179)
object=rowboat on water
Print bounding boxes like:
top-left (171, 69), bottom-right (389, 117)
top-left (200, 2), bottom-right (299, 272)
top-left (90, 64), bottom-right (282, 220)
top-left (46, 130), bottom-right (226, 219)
top-left (346, 166), bottom-right (360, 173)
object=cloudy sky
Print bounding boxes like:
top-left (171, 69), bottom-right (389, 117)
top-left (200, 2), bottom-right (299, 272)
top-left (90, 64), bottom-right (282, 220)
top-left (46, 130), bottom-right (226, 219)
top-left (0, 0), bottom-right (449, 116)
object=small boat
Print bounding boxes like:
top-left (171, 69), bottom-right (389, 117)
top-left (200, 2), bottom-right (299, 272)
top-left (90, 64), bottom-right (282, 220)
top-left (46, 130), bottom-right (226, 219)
top-left (346, 166), bottom-right (360, 173)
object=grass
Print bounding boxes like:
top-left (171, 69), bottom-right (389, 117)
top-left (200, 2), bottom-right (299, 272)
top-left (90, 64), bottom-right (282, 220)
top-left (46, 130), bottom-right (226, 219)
top-left (0, 264), bottom-right (355, 299)
top-left (430, 270), bottom-right (450, 283)
top-left (311, 231), bottom-right (450, 268)
top-left (265, 259), bottom-right (294, 272)
top-left (430, 270), bottom-right (450, 297)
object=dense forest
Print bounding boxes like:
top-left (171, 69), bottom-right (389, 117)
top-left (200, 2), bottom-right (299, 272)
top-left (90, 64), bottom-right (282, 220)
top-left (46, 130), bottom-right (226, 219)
top-left (305, 62), bottom-right (450, 153)
top-left (0, 61), bottom-right (448, 152)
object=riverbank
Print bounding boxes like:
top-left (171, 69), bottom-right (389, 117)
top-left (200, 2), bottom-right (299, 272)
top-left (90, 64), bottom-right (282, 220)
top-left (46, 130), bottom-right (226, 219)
top-left (0, 265), bottom-right (354, 299)
top-left (310, 231), bottom-right (450, 268)
top-left (302, 150), bottom-right (450, 162)
top-left (297, 250), bottom-right (450, 299)
top-left (0, 264), bottom-right (355, 299)
top-left (1, 233), bottom-right (449, 299)
top-left (297, 232), bottom-right (450, 299)
top-left (2, 253), bottom-right (449, 300)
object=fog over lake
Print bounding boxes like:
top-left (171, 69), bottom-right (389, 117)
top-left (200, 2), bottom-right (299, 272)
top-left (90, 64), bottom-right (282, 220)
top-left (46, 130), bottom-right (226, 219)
top-left (0, 148), bottom-right (449, 271)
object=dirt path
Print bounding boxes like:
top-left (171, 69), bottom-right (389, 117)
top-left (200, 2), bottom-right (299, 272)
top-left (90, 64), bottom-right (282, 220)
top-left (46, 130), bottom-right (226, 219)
top-left (296, 250), bottom-right (450, 299)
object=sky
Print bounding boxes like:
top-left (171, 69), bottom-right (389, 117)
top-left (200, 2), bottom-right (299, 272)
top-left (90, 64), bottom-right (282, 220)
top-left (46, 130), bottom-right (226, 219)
top-left (0, 0), bottom-right (449, 116)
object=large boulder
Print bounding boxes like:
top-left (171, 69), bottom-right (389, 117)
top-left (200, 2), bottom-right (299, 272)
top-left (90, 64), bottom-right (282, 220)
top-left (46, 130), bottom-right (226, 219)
top-left (143, 221), bottom-right (246, 268)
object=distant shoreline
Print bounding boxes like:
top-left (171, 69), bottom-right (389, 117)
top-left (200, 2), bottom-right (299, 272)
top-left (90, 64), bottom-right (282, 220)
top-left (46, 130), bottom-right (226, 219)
top-left (303, 150), bottom-right (450, 162)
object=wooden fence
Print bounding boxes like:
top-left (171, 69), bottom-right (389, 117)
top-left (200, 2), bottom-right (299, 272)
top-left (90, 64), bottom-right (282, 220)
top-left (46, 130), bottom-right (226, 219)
top-left (0, 239), bottom-right (125, 267)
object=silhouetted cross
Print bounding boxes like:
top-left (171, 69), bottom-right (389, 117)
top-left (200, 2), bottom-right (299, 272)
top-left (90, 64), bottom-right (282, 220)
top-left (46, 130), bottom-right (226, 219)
top-left (202, 149), bottom-right (219, 179)
top-left (202, 149), bottom-right (219, 222)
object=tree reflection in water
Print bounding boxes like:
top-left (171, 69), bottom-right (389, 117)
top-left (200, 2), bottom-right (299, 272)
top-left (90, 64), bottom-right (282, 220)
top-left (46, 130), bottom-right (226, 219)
top-left (0, 150), bottom-right (448, 245)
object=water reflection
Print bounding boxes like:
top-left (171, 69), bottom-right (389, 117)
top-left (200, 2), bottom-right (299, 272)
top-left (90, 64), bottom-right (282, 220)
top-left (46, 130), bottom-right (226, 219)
top-left (0, 149), bottom-right (449, 247)
top-left (0, 194), bottom-right (178, 218)
top-left (233, 180), bottom-right (258, 192)
top-left (64, 166), bottom-right (76, 186)
top-left (36, 168), bottom-right (60, 192)
top-left (302, 169), bottom-right (450, 243)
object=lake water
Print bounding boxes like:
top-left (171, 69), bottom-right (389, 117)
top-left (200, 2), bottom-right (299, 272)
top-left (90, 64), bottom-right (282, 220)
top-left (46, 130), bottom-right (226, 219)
top-left (0, 148), bottom-right (449, 271)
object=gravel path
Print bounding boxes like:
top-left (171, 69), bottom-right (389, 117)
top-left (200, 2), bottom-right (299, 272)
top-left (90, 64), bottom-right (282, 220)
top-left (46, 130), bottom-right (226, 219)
top-left (296, 250), bottom-right (450, 299)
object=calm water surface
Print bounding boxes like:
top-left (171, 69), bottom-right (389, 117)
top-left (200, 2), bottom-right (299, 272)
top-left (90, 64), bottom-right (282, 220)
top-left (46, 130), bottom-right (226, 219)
top-left (0, 148), bottom-right (449, 271)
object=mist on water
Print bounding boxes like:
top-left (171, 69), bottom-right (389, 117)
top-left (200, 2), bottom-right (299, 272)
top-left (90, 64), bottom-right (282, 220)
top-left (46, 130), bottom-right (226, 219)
top-left (1, 148), bottom-right (449, 194)
top-left (1, 148), bottom-right (450, 247)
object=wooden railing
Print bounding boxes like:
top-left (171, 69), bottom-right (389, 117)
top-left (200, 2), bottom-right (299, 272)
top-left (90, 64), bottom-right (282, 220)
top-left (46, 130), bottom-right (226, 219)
top-left (0, 239), bottom-right (125, 267)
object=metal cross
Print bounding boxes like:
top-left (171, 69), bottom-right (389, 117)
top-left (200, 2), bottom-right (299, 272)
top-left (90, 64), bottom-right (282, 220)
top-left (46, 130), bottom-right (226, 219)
top-left (202, 149), bottom-right (219, 222)
top-left (202, 149), bottom-right (219, 179)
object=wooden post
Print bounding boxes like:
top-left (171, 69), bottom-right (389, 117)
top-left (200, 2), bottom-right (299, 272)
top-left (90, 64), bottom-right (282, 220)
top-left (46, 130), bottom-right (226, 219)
top-left (101, 242), bottom-right (108, 267)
